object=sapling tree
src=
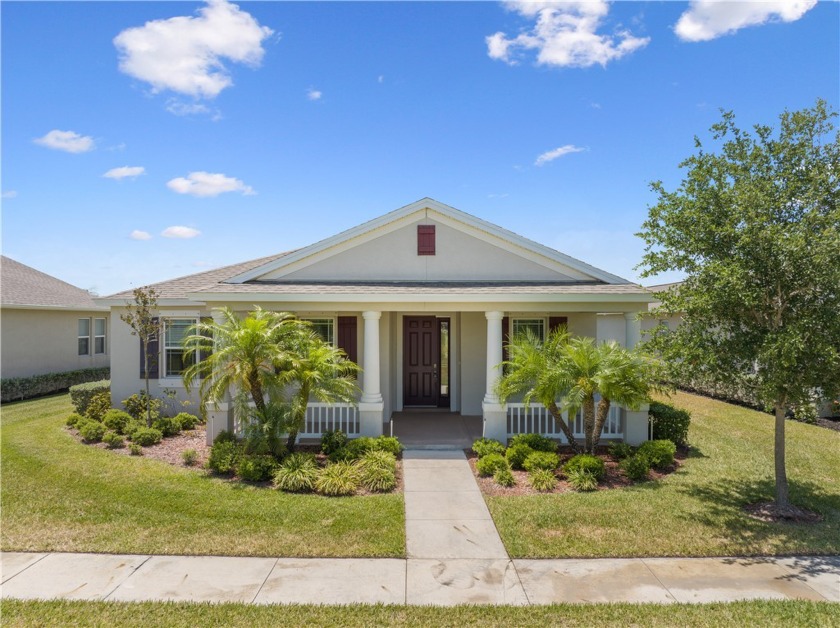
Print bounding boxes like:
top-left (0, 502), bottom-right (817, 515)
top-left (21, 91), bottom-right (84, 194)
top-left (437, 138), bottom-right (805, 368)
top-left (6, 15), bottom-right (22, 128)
top-left (120, 287), bottom-right (160, 427)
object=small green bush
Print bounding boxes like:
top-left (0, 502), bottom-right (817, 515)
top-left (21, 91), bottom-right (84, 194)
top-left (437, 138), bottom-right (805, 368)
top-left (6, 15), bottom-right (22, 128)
top-left (237, 454), bottom-right (278, 482)
top-left (371, 436), bottom-right (403, 456)
top-left (174, 412), bottom-right (200, 430)
top-left (66, 413), bottom-right (84, 427)
top-left (649, 401), bottom-right (691, 447)
top-left (494, 466), bottom-right (516, 487)
top-left (355, 450), bottom-right (397, 475)
top-left (637, 439), bottom-right (676, 470)
top-left (122, 391), bottom-right (162, 422)
top-left (79, 421), bottom-right (105, 443)
top-left (122, 419), bottom-right (144, 440)
top-left (358, 466), bottom-right (397, 492)
top-left (207, 440), bottom-right (241, 475)
top-left (608, 442), bottom-right (635, 461)
top-left (103, 410), bottom-right (133, 435)
top-left (152, 416), bottom-right (182, 437)
top-left (214, 430), bottom-right (238, 445)
top-left (68, 378), bottom-right (110, 414)
top-left (505, 443), bottom-right (535, 470)
top-left (472, 438), bottom-right (506, 458)
top-left (182, 449), bottom-right (199, 466)
top-left (330, 435), bottom-right (402, 461)
top-left (315, 462), bottom-right (359, 496)
top-left (273, 453), bottom-right (319, 492)
top-left (85, 391), bottom-right (112, 422)
top-left (128, 442), bottom-right (143, 456)
top-left (132, 427), bottom-right (163, 447)
top-left (563, 454), bottom-right (605, 481)
top-left (621, 454), bottom-right (650, 481)
top-left (523, 451), bottom-right (560, 472)
top-left (321, 429), bottom-right (348, 455)
top-left (103, 431), bottom-right (125, 449)
top-left (476, 453), bottom-right (508, 477)
top-left (510, 433), bottom-right (557, 453)
top-left (327, 447), bottom-right (356, 463)
top-left (567, 468), bottom-right (599, 492)
top-left (528, 469), bottom-right (558, 492)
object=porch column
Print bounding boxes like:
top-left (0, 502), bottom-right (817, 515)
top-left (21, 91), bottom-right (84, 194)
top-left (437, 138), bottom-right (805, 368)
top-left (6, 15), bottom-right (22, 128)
top-left (358, 311), bottom-right (384, 437)
top-left (623, 312), bottom-right (648, 443)
top-left (624, 312), bottom-right (641, 349)
top-left (482, 311), bottom-right (507, 442)
top-left (205, 308), bottom-right (233, 445)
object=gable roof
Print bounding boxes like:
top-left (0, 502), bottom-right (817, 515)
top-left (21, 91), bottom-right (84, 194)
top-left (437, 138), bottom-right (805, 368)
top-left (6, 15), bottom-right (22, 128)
top-left (1, 256), bottom-right (105, 310)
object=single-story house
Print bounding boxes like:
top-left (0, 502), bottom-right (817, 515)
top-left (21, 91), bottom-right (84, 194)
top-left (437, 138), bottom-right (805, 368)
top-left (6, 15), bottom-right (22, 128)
top-left (1, 256), bottom-right (110, 379)
top-left (99, 198), bottom-right (654, 445)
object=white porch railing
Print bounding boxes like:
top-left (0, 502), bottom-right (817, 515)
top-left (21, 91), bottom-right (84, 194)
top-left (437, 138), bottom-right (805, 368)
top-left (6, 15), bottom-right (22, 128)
top-left (299, 403), bottom-right (359, 438)
top-left (506, 402), bottom-right (623, 441)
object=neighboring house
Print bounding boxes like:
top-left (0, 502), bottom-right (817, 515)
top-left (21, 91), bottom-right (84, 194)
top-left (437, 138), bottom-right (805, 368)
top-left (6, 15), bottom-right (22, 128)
top-left (641, 282), bottom-right (683, 336)
top-left (1, 256), bottom-right (110, 379)
top-left (99, 198), bottom-right (654, 445)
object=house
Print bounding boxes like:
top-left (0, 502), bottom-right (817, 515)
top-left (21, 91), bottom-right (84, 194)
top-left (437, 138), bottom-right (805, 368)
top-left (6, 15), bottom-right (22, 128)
top-left (99, 199), bottom-right (654, 445)
top-left (641, 282), bottom-right (683, 336)
top-left (1, 256), bottom-right (110, 383)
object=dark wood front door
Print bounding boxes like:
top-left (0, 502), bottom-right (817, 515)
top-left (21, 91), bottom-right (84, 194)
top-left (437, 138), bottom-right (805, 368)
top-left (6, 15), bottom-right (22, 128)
top-left (404, 316), bottom-right (439, 406)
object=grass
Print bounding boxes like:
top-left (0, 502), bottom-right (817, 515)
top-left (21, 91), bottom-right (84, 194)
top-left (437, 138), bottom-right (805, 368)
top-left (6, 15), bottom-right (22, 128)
top-left (0, 394), bottom-right (405, 557)
top-left (487, 391), bottom-right (840, 558)
top-left (2, 599), bottom-right (838, 627)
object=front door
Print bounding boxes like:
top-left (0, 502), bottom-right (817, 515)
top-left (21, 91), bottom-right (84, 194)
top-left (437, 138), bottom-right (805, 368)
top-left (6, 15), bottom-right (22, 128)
top-left (404, 316), bottom-right (439, 406)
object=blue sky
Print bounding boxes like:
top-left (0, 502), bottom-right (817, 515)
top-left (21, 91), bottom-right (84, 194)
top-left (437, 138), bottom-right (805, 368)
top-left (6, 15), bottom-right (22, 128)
top-left (2, 1), bottom-right (837, 296)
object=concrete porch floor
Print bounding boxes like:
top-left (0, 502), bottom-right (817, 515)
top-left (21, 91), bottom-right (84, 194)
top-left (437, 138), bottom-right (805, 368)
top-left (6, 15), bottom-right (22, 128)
top-left (387, 411), bottom-right (482, 449)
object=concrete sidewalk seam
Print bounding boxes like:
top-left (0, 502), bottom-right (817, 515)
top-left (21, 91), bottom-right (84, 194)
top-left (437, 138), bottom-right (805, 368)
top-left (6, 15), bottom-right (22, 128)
top-left (101, 554), bottom-right (152, 601)
top-left (506, 559), bottom-right (531, 606)
top-left (250, 557), bottom-right (280, 604)
top-left (639, 557), bottom-right (677, 603)
top-left (0, 551), bottom-right (50, 585)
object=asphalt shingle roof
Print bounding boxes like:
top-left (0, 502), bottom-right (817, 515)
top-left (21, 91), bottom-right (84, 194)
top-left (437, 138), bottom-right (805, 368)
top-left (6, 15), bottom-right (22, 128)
top-left (1, 256), bottom-right (104, 309)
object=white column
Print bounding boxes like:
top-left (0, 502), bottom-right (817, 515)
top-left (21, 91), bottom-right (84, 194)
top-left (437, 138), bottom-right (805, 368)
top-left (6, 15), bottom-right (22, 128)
top-left (358, 311), bottom-right (384, 437)
top-left (624, 312), bottom-right (641, 349)
top-left (482, 311), bottom-right (507, 442)
top-left (205, 308), bottom-right (233, 445)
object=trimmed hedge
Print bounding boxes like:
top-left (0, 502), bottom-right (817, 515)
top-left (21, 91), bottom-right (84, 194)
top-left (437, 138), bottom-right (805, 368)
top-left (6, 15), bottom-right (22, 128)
top-left (68, 378), bottom-right (111, 415)
top-left (1, 368), bottom-right (109, 404)
top-left (649, 401), bottom-right (691, 447)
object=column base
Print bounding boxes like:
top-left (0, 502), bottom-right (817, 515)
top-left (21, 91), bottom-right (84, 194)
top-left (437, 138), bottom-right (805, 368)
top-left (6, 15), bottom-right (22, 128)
top-left (482, 401), bottom-right (507, 443)
top-left (358, 401), bottom-right (385, 437)
top-left (205, 402), bottom-right (233, 446)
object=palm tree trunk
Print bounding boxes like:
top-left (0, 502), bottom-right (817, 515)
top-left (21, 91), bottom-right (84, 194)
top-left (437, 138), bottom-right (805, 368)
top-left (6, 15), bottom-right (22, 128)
top-left (774, 400), bottom-right (789, 509)
top-left (286, 384), bottom-right (310, 452)
top-left (592, 398), bottom-right (611, 449)
top-left (583, 396), bottom-right (596, 453)
top-left (547, 401), bottom-right (580, 453)
top-left (247, 371), bottom-right (266, 415)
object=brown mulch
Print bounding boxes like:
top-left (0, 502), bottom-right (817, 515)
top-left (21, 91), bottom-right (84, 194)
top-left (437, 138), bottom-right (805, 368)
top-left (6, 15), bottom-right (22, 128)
top-left (744, 501), bottom-right (824, 523)
top-left (815, 417), bottom-right (840, 432)
top-left (467, 446), bottom-right (684, 497)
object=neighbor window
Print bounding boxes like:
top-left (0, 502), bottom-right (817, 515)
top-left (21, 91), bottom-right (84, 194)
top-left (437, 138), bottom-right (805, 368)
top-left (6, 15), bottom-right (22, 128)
top-left (512, 318), bottom-right (545, 343)
top-left (304, 318), bottom-right (335, 345)
top-left (78, 318), bottom-right (90, 355)
top-left (94, 318), bottom-right (106, 354)
top-left (163, 318), bottom-right (196, 377)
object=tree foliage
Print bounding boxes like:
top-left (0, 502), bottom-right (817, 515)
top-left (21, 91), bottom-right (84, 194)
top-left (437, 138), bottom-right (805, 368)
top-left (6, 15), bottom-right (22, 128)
top-left (120, 287), bottom-right (160, 426)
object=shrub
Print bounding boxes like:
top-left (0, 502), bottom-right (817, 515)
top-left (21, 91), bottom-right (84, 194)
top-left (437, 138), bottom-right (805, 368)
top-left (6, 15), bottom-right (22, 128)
top-left (494, 466), bottom-right (516, 487)
top-left (273, 453), bottom-right (319, 492)
top-left (371, 436), bottom-right (403, 456)
top-left (85, 391), bottom-right (112, 422)
top-left (182, 449), bottom-right (199, 466)
top-left (128, 443), bottom-right (143, 456)
top-left (637, 439), bottom-right (676, 470)
top-left (476, 453), bottom-right (508, 477)
top-left (567, 468), bottom-right (599, 492)
top-left (315, 462), bottom-right (359, 496)
top-left (621, 454), bottom-right (650, 481)
top-left (472, 438), bottom-right (506, 458)
top-left (103, 410), bottom-right (133, 435)
top-left (122, 419), bottom-right (145, 441)
top-left (510, 433), bottom-right (557, 453)
top-left (528, 469), bottom-right (558, 492)
top-left (505, 443), bottom-right (535, 470)
top-left (356, 450), bottom-right (397, 475)
top-left (152, 416), bottom-right (182, 437)
top-left (321, 429), bottom-right (348, 455)
top-left (122, 391), bottom-right (162, 422)
top-left (330, 435), bottom-right (402, 461)
top-left (608, 442), bottom-right (635, 461)
top-left (66, 377), bottom-right (110, 414)
top-left (358, 466), bottom-right (397, 492)
top-left (237, 454), bottom-right (278, 482)
top-left (79, 421), bottom-right (105, 443)
top-left (132, 427), bottom-right (163, 447)
top-left (174, 412), bottom-right (200, 431)
top-left (66, 413), bottom-right (84, 427)
top-left (214, 430), bottom-right (238, 445)
top-left (328, 447), bottom-right (356, 463)
top-left (563, 454), bottom-right (605, 481)
top-left (207, 440), bottom-right (242, 475)
top-left (649, 401), bottom-right (691, 447)
top-left (2, 368), bottom-right (109, 404)
top-left (103, 431), bottom-right (124, 449)
top-left (523, 451), bottom-right (560, 472)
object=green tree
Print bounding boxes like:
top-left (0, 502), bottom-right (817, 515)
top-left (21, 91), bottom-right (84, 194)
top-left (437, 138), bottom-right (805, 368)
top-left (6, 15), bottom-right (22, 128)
top-left (497, 329), bottom-right (661, 454)
top-left (637, 100), bottom-right (840, 511)
top-left (120, 287), bottom-right (160, 427)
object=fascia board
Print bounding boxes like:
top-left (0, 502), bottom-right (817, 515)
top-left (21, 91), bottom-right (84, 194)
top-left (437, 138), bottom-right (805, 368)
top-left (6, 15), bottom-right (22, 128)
top-left (189, 291), bottom-right (653, 304)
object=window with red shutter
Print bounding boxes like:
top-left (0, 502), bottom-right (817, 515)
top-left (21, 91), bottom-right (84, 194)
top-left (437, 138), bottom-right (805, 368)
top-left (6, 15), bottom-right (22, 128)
top-left (417, 225), bottom-right (435, 255)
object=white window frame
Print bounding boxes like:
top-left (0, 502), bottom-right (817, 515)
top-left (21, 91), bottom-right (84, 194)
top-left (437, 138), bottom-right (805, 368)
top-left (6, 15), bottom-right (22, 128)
top-left (162, 317), bottom-right (198, 378)
top-left (78, 318), bottom-right (90, 356)
top-left (511, 317), bottom-right (546, 343)
top-left (94, 317), bottom-right (107, 355)
top-left (302, 317), bottom-right (336, 346)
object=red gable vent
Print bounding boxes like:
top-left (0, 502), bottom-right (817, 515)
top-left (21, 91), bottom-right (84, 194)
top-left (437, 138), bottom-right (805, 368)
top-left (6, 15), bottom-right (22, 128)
top-left (417, 225), bottom-right (436, 255)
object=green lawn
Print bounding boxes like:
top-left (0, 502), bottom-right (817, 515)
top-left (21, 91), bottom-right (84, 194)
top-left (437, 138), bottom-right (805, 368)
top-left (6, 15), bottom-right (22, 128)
top-left (488, 391), bottom-right (840, 558)
top-left (0, 394), bottom-right (405, 557)
top-left (2, 599), bottom-right (838, 627)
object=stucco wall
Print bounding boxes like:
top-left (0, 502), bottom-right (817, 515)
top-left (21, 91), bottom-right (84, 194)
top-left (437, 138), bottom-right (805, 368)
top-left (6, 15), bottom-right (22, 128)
top-left (1, 308), bottom-right (109, 379)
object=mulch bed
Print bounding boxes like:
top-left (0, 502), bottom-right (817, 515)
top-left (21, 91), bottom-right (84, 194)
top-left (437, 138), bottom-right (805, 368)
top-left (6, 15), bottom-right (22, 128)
top-left (815, 417), bottom-right (840, 432)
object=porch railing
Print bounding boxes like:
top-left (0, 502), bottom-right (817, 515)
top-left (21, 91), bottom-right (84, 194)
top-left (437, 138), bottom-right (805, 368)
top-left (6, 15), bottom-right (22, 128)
top-left (506, 402), bottom-right (623, 440)
top-left (299, 403), bottom-right (359, 438)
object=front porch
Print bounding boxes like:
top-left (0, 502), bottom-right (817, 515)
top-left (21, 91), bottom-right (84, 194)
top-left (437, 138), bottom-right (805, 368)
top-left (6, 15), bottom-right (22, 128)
top-left (389, 410), bottom-right (482, 449)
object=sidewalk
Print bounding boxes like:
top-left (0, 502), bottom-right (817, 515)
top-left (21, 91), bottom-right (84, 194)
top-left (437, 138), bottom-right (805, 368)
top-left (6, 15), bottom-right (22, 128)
top-left (1, 449), bottom-right (838, 606)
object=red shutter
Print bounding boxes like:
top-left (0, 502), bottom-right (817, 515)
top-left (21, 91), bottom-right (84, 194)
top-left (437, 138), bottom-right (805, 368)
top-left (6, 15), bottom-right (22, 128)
top-left (501, 316), bottom-right (510, 364)
top-left (417, 225), bottom-right (435, 255)
top-left (140, 317), bottom-right (159, 379)
top-left (337, 316), bottom-right (358, 364)
top-left (549, 316), bottom-right (568, 335)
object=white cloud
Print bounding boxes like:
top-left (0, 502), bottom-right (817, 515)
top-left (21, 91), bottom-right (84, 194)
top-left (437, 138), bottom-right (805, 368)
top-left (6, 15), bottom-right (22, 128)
top-left (307, 88), bottom-right (322, 101)
top-left (162, 226), bottom-right (201, 239)
top-left (487, 1), bottom-right (649, 68)
top-left (104, 166), bottom-right (146, 180)
top-left (2, 190), bottom-right (18, 199)
top-left (377, 75), bottom-right (385, 83)
top-left (535, 144), bottom-right (585, 166)
top-left (675, 0), bottom-right (817, 42)
top-left (114, 0), bottom-right (274, 100)
top-left (165, 99), bottom-right (222, 121)
top-left (130, 230), bottom-right (152, 240)
top-left (34, 129), bottom-right (95, 153)
top-left (166, 171), bottom-right (255, 197)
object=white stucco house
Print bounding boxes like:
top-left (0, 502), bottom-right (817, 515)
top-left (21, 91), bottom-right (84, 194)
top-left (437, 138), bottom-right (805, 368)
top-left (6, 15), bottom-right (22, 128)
top-left (99, 199), bottom-right (654, 445)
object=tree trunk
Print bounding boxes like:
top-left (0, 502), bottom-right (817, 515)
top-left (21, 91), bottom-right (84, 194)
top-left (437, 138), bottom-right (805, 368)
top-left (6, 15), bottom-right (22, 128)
top-left (286, 384), bottom-right (309, 453)
top-left (143, 340), bottom-right (152, 428)
top-left (547, 401), bottom-right (580, 453)
top-left (591, 397), bottom-right (612, 449)
top-left (247, 371), bottom-right (266, 415)
top-left (774, 401), bottom-right (789, 508)
top-left (583, 396), bottom-right (596, 453)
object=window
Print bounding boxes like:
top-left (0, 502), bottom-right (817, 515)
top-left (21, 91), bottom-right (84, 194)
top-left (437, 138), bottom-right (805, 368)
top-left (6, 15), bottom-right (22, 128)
top-left (163, 318), bottom-right (196, 377)
top-left (78, 318), bottom-right (90, 355)
top-left (512, 318), bottom-right (545, 343)
top-left (94, 318), bottom-right (106, 354)
top-left (304, 318), bottom-right (335, 345)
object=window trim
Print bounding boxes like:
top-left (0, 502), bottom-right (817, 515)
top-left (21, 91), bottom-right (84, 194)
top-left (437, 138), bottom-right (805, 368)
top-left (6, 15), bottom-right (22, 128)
top-left (511, 317), bottom-right (546, 343)
top-left (93, 317), bottom-right (107, 355)
top-left (162, 317), bottom-right (198, 378)
top-left (302, 317), bottom-right (336, 346)
top-left (78, 318), bottom-right (91, 356)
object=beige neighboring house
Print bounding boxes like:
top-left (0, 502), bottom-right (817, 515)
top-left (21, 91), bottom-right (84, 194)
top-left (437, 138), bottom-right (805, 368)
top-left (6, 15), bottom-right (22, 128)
top-left (641, 282), bottom-right (684, 336)
top-left (99, 198), bottom-right (654, 445)
top-left (1, 256), bottom-right (110, 379)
